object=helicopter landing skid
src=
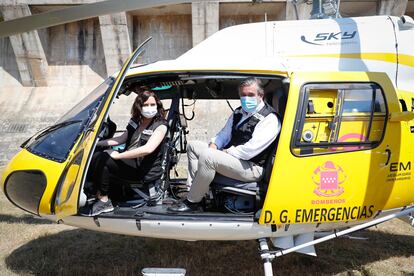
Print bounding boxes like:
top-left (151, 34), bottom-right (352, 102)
top-left (258, 238), bottom-right (275, 276)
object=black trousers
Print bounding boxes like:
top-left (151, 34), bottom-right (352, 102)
top-left (88, 151), bottom-right (140, 196)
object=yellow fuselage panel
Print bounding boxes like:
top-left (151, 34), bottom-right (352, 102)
top-left (1, 149), bottom-right (67, 215)
top-left (259, 71), bottom-right (414, 225)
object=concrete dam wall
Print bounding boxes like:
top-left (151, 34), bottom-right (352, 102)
top-left (0, 2), bottom-right (279, 166)
top-left (0, 21), bottom-right (230, 168)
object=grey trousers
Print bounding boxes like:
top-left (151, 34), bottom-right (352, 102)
top-left (186, 141), bottom-right (263, 202)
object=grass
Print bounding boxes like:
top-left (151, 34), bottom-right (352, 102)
top-left (1, 170), bottom-right (414, 275)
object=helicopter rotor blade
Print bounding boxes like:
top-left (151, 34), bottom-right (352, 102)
top-left (0, 0), bottom-right (201, 38)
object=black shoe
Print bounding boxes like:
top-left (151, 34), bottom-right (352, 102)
top-left (167, 199), bottom-right (202, 213)
top-left (80, 199), bottom-right (114, 216)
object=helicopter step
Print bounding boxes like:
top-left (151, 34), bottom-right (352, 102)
top-left (141, 268), bottom-right (186, 276)
top-left (270, 233), bottom-right (316, 256)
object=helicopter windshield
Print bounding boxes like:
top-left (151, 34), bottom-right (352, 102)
top-left (24, 77), bottom-right (115, 162)
top-left (56, 77), bottom-right (115, 124)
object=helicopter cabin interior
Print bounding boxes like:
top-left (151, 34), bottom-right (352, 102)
top-left (79, 72), bottom-right (289, 219)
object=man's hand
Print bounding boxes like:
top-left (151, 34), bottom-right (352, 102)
top-left (209, 142), bottom-right (218, 150)
top-left (104, 149), bottom-right (121, 160)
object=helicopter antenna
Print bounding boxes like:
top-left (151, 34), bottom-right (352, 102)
top-left (335, 0), bottom-right (341, 18)
top-left (311, 0), bottom-right (325, 19)
top-left (310, 0), bottom-right (341, 19)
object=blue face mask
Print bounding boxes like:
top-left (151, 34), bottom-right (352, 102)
top-left (240, 96), bottom-right (257, 113)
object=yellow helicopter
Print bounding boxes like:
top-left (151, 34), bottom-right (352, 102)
top-left (1, 0), bottom-right (414, 275)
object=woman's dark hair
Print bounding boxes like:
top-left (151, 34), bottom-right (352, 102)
top-left (131, 88), bottom-right (165, 122)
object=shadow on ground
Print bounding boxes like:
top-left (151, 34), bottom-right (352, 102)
top-left (0, 214), bottom-right (53, 225)
top-left (4, 227), bottom-right (414, 275)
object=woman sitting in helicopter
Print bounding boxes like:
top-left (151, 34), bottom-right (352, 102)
top-left (81, 88), bottom-right (168, 216)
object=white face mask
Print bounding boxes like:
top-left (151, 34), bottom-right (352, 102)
top-left (142, 106), bottom-right (158, 118)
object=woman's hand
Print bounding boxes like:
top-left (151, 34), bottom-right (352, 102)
top-left (104, 149), bottom-right (121, 160)
top-left (98, 131), bottom-right (128, 148)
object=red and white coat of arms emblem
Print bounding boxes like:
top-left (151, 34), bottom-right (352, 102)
top-left (312, 161), bottom-right (346, 197)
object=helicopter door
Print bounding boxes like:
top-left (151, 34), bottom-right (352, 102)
top-left (260, 71), bottom-right (403, 225)
top-left (53, 38), bottom-right (152, 220)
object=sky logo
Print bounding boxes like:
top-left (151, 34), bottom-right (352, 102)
top-left (301, 31), bottom-right (357, 45)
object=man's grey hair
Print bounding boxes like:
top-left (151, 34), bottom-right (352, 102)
top-left (238, 77), bottom-right (264, 96)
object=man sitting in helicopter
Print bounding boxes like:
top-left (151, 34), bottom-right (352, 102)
top-left (169, 78), bottom-right (281, 212)
top-left (81, 88), bottom-right (168, 216)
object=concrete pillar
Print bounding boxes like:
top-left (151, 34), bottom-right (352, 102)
top-left (285, 0), bottom-right (313, 20)
top-left (191, 1), bottom-right (219, 46)
top-left (0, 5), bottom-right (48, 87)
top-left (126, 13), bottom-right (134, 52)
top-left (99, 12), bottom-right (132, 76)
top-left (377, 0), bottom-right (408, 16)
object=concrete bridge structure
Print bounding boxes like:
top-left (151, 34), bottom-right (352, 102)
top-left (0, 0), bottom-right (412, 166)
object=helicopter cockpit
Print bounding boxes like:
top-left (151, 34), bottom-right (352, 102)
top-left (80, 72), bottom-right (288, 219)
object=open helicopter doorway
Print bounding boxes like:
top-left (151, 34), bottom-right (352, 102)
top-left (79, 73), bottom-right (288, 220)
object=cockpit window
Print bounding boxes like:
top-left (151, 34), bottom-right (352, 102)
top-left (25, 78), bottom-right (115, 162)
top-left (292, 83), bottom-right (387, 156)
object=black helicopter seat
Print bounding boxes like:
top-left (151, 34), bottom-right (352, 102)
top-left (212, 174), bottom-right (258, 196)
top-left (210, 174), bottom-right (261, 213)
